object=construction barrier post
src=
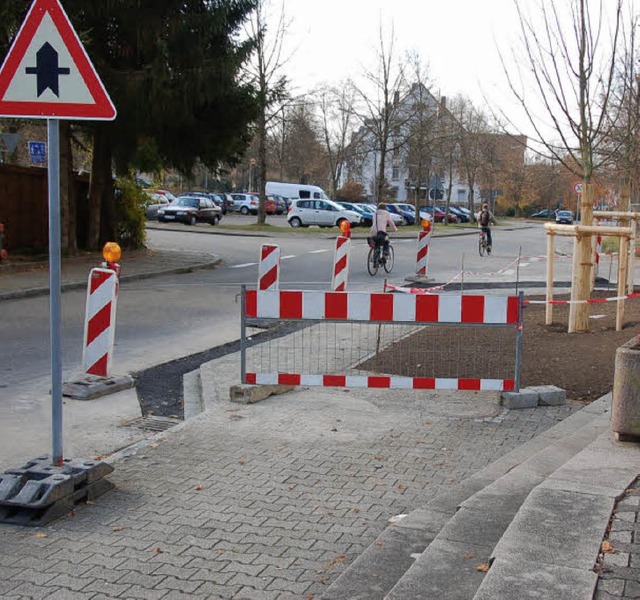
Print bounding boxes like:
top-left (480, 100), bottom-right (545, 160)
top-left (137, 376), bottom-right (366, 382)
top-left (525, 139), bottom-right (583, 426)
top-left (82, 268), bottom-right (119, 377)
top-left (416, 218), bottom-right (433, 279)
top-left (258, 244), bottom-right (280, 291)
top-left (332, 236), bottom-right (350, 291)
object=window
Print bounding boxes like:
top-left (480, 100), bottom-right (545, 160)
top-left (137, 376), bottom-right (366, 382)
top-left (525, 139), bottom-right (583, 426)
top-left (299, 190), bottom-right (311, 199)
top-left (457, 189), bottom-right (467, 201)
top-left (313, 192), bottom-right (321, 199)
top-left (392, 167), bottom-right (399, 181)
top-left (298, 200), bottom-right (311, 209)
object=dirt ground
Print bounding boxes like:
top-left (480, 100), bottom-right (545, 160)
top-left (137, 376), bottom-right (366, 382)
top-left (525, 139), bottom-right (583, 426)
top-left (520, 292), bottom-right (640, 402)
top-left (363, 291), bottom-right (640, 404)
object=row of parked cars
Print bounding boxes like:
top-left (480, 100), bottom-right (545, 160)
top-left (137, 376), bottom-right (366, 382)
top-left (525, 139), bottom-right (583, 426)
top-left (145, 190), bottom-right (291, 224)
top-left (284, 200), bottom-right (473, 229)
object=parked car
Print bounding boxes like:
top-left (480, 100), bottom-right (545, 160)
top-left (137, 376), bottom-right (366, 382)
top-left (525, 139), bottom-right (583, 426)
top-left (270, 194), bottom-right (287, 215)
top-left (157, 195), bottom-right (222, 225)
top-left (336, 201), bottom-right (373, 227)
top-left (387, 203), bottom-right (415, 225)
top-left (555, 210), bottom-right (574, 224)
top-left (144, 192), bottom-right (171, 220)
top-left (287, 199), bottom-right (362, 228)
top-left (447, 206), bottom-right (470, 223)
top-left (365, 204), bottom-right (404, 226)
top-left (531, 208), bottom-right (557, 219)
top-left (210, 193), bottom-right (234, 215)
top-left (230, 193), bottom-right (260, 215)
top-left (419, 205), bottom-right (458, 223)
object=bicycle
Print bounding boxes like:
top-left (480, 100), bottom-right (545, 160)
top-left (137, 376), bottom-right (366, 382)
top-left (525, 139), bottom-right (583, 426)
top-left (367, 238), bottom-right (394, 275)
top-left (478, 229), bottom-right (491, 256)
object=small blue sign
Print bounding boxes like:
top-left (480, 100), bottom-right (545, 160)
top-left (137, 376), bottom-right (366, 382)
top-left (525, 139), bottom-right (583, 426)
top-left (28, 141), bottom-right (47, 164)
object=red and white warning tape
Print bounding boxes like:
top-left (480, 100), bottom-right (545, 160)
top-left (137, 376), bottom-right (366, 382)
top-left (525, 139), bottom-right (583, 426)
top-left (524, 292), bottom-right (640, 306)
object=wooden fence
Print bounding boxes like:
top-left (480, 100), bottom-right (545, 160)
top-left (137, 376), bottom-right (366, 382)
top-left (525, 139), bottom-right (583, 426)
top-left (0, 164), bottom-right (89, 252)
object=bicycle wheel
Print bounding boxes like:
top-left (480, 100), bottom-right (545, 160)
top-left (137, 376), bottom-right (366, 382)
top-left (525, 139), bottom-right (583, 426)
top-left (383, 245), bottom-right (394, 273)
top-left (478, 236), bottom-right (485, 257)
top-left (367, 247), bottom-right (379, 276)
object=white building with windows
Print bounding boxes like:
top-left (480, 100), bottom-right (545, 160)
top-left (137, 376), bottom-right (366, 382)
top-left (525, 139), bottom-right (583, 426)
top-left (340, 84), bottom-right (482, 207)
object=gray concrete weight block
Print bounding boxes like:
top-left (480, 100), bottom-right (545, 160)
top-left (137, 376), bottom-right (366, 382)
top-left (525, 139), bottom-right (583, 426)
top-left (501, 389), bottom-right (539, 410)
top-left (528, 385), bottom-right (566, 406)
top-left (230, 384), bottom-right (295, 404)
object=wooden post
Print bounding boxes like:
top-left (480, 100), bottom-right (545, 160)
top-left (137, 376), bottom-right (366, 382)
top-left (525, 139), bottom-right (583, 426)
top-left (617, 234), bottom-right (629, 331)
top-left (546, 231), bottom-right (555, 325)
top-left (629, 219), bottom-right (637, 295)
top-left (568, 235), bottom-right (580, 334)
top-left (572, 183), bottom-right (595, 332)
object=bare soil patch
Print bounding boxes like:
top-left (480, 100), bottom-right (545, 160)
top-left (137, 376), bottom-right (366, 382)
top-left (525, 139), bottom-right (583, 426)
top-left (362, 291), bottom-right (640, 403)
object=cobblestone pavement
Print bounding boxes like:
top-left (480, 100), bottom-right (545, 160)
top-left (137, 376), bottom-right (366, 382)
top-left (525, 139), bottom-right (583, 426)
top-left (0, 383), bottom-right (578, 600)
top-left (596, 477), bottom-right (640, 600)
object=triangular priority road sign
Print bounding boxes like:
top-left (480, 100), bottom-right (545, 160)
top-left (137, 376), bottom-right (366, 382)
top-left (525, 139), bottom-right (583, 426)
top-left (0, 0), bottom-right (116, 120)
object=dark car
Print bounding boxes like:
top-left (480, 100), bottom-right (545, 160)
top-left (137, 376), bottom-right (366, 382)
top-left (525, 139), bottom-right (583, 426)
top-left (387, 203), bottom-right (415, 225)
top-left (157, 195), bottom-right (222, 225)
top-left (447, 206), bottom-right (469, 223)
top-left (531, 209), bottom-right (557, 219)
top-left (419, 205), bottom-right (457, 223)
top-left (211, 193), bottom-right (234, 215)
top-left (337, 201), bottom-right (373, 227)
top-left (555, 210), bottom-right (574, 224)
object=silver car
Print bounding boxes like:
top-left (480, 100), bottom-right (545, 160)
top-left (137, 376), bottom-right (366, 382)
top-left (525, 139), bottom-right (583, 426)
top-left (287, 199), bottom-right (362, 228)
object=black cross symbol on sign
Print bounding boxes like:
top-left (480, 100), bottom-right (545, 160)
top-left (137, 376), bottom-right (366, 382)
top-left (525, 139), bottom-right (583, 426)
top-left (25, 42), bottom-right (70, 97)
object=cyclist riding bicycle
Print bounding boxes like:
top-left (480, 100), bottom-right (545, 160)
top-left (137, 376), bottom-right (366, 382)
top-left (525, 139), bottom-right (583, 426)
top-left (477, 203), bottom-right (496, 253)
top-left (369, 202), bottom-right (398, 257)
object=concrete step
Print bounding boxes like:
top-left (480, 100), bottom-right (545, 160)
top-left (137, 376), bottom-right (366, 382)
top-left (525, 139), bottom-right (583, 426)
top-left (385, 408), bottom-right (610, 600)
top-left (473, 429), bottom-right (639, 600)
top-left (320, 395), bottom-right (611, 600)
top-left (182, 369), bottom-right (203, 420)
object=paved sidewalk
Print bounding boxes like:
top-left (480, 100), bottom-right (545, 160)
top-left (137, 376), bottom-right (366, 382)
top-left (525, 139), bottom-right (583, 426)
top-left (0, 348), bottom-right (580, 599)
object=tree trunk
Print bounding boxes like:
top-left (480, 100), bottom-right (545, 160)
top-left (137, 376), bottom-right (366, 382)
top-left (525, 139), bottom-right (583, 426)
top-left (58, 121), bottom-right (77, 252)
top-left (87, 125), bottom-right (112, 250)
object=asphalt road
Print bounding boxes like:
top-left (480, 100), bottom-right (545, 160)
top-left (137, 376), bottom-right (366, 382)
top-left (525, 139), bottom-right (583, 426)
top-left (0, 221), bottom-right (574, 412)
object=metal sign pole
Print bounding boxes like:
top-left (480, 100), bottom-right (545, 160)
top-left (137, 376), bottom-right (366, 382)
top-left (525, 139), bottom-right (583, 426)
top-left (47, 118), bottom-right (63, 465)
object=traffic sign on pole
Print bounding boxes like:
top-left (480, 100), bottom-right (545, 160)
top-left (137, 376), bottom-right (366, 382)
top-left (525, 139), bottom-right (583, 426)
top-left (28, 140), bottom-right (47, 163)
top-left (0, 0), bottom-right (116, 120)
top-left (574, 182), bottom-right (583, 194)
top-left (0, 0), bottom-right (117, 467)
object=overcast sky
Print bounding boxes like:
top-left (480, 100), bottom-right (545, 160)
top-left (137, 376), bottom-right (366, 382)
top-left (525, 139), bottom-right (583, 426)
top-left (277, 0), bottom-right (632, 140)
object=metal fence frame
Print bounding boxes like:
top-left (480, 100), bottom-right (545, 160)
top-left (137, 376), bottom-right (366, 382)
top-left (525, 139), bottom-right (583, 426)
top-left (241, 287), bottom-right (524, 392)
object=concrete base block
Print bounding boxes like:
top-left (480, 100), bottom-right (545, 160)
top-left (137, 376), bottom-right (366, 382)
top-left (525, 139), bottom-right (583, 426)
top-left (529, 385), bottom-right (566, 406)
top-left (63, 375), bottom-right (135, 400)
top-left (501, 389), bottom-right (539, 410)
top-left (611, 337), bottom-right (640, 439)
top-left (230, 384), bottom-right (295, 404)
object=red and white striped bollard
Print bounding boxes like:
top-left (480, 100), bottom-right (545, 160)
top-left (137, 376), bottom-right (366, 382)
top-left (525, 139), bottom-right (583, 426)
top-left (82, 268), bottom-right (119, 377)
top-left (259, 244), bottom-right (280, 290)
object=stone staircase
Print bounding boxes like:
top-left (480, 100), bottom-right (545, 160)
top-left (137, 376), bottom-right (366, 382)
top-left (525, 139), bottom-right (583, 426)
top-left (321, 394), bottom-right (639, 600)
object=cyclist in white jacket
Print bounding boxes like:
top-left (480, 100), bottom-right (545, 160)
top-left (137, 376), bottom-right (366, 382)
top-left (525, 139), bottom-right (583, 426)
top-left (369, 203), bottom-right (398, 256)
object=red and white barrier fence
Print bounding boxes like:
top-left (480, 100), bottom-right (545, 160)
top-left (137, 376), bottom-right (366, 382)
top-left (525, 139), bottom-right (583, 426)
top-left (245, 373), bottom-right (514, 392)
top-left (245, 289), bottom-right (521, 324)
top-left (258, 244), bottom-right (280, 291)
top-left (331, 236), bottom-right (350, 291)
top-left (242, 288), bottom-right (522, 391)
top-left (82, 268), bottom-right (118, 377)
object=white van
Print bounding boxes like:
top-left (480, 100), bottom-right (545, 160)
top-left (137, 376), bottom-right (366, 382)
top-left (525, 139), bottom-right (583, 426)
top-left (265, 181), bottom-right (330, 203)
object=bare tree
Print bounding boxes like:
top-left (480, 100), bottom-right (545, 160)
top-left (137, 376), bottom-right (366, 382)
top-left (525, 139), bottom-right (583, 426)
top-left (244, 0), bottom-right (290, 223)
top-left (352, 23), bottom-right (411, 202)
top-left (502, 0), bottom-right (625, 332)
top-left (316, 80), bottom-right (358, 198)
top-left (404, 53), bottom-right (442, 212)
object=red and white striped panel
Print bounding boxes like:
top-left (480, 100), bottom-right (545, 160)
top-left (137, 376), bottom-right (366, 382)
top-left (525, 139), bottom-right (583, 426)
top-left (416, 230), bottom-right (432, 276)
top-left (245, 372), bottom-right (515, 392)
top-left (258, 244), bottom-right (280, 291)
top-left (331, 236), bottom-right (350, 291)
top-left (82, 268), bottom-right (118, 377)
top-left (245, 290), bottom-right (521, 324)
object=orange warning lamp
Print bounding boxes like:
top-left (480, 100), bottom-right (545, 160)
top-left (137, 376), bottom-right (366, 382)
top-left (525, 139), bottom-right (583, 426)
top-left (340, 220), bottom-right (352, 238)
top-left (421, 218), bottom-right (432, 232)
top-left (102, 242), bottom-right (121, 263)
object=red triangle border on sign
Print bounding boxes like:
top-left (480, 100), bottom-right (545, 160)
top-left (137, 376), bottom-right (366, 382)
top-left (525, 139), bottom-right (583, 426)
top-left (0, 0), bottom-right (116, 120)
